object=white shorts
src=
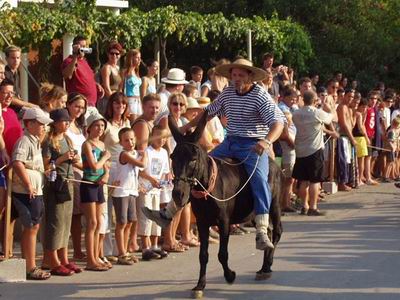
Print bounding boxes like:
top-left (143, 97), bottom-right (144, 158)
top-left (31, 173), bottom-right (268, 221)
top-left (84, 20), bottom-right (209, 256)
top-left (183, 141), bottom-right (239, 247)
top-left (137, 192), bottom-right (161, 237)
top-left (128, 97), bottom-right (142, 116)
top-left (99, 186), bottom-right (109, 235)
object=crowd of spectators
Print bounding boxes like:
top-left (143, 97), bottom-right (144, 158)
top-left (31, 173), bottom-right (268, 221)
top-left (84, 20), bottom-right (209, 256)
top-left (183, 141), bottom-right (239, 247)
top-left (0, 37), bottom-right (398, 280)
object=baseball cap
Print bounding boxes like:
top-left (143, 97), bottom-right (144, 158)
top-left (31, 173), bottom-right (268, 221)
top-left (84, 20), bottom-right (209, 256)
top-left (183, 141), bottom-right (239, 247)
top-left (23, 107), bottom-right (53, 125)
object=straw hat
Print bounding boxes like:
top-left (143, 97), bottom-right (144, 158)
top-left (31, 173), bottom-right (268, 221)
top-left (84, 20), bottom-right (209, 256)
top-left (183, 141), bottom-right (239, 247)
top-left (197, 97), bottom-right (211, 108)
top-left (187, 97), bottom-right (200, 109)
top-left (215, 58), bottom-right (267, 82)
top-left (161, 68), bottom-right (189, 85)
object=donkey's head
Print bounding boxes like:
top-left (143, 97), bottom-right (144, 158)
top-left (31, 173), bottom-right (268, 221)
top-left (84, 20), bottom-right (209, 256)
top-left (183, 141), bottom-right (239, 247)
top-left (169, 111), bottom-right (209, 207)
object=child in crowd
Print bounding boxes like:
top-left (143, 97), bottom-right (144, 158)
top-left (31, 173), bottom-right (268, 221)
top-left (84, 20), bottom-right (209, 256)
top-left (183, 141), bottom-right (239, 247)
top-left (111, 127), bottom-right (146, 265)
top-left (383, 117), bottom-right (400, 181)
top-left (81, 113), bottom-right (111, 271)
top-left (12, 107), bottom-right (53, 280)
top-left (189, 65), bottom-right (203, 97)
top-left (42, 109), bottom-right (82, 276)
top-left (353, 98), bottom-right (370, 186)
top-left (138, 125), bottom-right (171, 258)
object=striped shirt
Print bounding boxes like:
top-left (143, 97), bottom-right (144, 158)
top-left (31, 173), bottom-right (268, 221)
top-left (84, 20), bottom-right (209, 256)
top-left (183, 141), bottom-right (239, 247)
top-left (206, 84), bottom-right (285, 138)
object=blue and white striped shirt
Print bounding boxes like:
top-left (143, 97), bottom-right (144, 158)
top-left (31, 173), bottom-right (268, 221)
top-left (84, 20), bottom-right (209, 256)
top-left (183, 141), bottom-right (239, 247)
top-left (206, 84), bottom-right (285, 139)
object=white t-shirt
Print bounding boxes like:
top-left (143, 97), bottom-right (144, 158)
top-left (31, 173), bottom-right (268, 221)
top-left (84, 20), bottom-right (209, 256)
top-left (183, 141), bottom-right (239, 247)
top-left (111, 150), bottom-right (142, 197)
top-left (139, 145), bottom-right (170, 195)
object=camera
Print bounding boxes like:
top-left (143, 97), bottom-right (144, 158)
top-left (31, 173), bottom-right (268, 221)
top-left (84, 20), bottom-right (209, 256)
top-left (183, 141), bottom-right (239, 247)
top-left (79, 47), bottom-right (92, 54)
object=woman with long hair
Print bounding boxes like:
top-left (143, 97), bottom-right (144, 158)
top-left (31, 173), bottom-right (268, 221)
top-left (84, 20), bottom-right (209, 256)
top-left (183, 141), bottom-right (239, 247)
top-left (140, 59), bottom-right (158, 99)
top-left (65, 93), bottom-right (87, 260)
top-left (39, 83), bottom-right (67, 113)
top-left (98, 42), bottom-right (123, 115)
top-left (120, 49), bottom-right (142, 123)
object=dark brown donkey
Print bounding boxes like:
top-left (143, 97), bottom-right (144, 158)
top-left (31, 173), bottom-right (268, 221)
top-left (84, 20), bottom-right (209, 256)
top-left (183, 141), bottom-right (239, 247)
top-left (166, 113), bottom-right (283, 298)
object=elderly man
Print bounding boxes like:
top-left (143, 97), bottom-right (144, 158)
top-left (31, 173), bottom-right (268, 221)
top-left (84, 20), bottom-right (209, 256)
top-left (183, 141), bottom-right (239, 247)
top-left (145, 58), bottom-right (285, 250)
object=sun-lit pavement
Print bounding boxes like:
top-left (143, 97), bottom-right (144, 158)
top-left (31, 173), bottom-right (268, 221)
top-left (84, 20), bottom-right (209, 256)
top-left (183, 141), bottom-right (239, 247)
top-left (1, 183), bottom-right (400, 300)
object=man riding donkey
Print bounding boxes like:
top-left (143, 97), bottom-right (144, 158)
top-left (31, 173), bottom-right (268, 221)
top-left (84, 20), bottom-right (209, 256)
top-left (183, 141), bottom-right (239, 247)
top-left (144, 58), bottom-right (285, 250)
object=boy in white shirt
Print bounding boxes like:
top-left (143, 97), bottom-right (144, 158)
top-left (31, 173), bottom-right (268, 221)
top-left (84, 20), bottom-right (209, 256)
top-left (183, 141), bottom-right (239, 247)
top-left (138, 125), bottom-right (170, 260)
top-left (111, 127), bottom-right (146, 265)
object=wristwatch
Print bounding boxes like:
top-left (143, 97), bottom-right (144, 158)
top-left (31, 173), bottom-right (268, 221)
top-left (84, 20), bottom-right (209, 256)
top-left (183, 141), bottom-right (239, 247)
top-left (264, 138), bottom-right (272, 147)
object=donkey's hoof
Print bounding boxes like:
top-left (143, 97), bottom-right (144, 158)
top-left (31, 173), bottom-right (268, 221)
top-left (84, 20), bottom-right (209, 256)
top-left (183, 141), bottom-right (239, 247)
top-left (225, 270), bottom-right (236, 284)
top-left (191, 290), bottom-right (204, 299)
top-left (255, 271), bottom-right (272, 281)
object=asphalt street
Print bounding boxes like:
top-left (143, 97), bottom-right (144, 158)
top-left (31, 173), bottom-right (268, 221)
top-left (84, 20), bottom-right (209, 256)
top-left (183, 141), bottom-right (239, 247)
top-left (1, 182), bottom-right (399, 300)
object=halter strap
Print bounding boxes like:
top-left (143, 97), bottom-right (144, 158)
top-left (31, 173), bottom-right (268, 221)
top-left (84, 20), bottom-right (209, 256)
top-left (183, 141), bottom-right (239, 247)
top-left (191, 156), bottom-right (218, 200)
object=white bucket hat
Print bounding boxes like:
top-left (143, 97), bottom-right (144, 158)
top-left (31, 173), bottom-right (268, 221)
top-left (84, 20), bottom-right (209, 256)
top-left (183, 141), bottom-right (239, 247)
top-left (215, 58), bottom-right (267, 82)
top-left (161, 68), bottom-right (189, 85)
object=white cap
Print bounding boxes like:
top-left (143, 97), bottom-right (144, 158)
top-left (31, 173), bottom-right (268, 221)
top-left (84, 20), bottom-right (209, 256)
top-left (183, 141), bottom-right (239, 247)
top-left (23, 107), bottom-right (53, 125)
top-left (161, 68), bottom-right (189, 85)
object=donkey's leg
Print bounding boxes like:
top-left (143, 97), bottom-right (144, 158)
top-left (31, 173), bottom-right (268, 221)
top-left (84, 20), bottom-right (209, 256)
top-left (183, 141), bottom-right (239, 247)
top-left (192, 222), bottom-right (210, 298)
top-left (256, 226), bottom-right (280, 280)
top-left (218, 221), bottom-right (236, 284)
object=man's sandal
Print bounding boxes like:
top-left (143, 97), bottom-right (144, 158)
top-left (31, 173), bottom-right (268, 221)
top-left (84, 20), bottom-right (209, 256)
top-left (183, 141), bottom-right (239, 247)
top-left (27, 267), bottom-right (51, 280)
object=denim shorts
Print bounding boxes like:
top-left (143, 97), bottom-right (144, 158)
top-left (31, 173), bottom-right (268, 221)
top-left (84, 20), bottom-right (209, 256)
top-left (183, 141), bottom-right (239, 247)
top-left (12, 192), bottom-right (44, 228)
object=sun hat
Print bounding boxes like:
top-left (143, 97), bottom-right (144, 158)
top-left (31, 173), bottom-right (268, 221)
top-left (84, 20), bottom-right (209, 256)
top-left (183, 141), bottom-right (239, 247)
top-left (23, 107), bottom-right (53, 125)
top-left (161, 68), bottom-right (189, 85)
top-left (215, 58), bottom-right (268, 82)
top-left (50, 108), bottom-right (71, 123)
top-left (186, 97), bottom-right (201, 109)
top-left (86, 112), bottom-right (107, 131)
top-left (197, 97), bottom-right (211, 108)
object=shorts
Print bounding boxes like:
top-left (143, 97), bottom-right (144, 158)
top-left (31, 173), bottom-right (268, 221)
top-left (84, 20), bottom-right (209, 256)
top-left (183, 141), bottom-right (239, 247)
top-left (0, 170), bottom-right (6, 188)
top-left (12, 192), bottom-right (44, 228)
top-left (292, 149), bottom-right (324, 183)
top-left (386, 151), bottom-right (396, 162)
top-left (160, 188), bottom-right (172, 204)
top-left (72, 170), bottom-right (82, 215)
top-left (80, 182), bottom-right (105, 203)
top-left (367, 137), bottom-right (375, 156)
top-left (137, 192), bottom-right (161, 237)
top-left (112, 195), bottom-right (137, 224)
top-left (128, 97), bottom-right (142, 116)
top-left (355, 136), bottom-right (368, 158)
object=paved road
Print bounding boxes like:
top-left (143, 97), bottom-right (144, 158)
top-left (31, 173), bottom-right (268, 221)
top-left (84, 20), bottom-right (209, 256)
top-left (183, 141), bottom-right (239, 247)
top-left (1, 183), bottom-right (400, 300)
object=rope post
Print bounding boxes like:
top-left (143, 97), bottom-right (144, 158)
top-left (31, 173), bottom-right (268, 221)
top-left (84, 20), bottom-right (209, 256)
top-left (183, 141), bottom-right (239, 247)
top-left (3, 169), bottom-right (12, 260)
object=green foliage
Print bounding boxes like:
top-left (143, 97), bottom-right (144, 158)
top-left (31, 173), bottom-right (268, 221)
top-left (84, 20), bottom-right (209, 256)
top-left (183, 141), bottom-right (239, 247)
top-left (0, 2), bottom-right (313, 79)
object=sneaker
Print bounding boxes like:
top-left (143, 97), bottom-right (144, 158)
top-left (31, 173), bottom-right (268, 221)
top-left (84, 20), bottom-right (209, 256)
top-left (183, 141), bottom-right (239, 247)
top-left (255, 232), bottom-right (274, 250)
top-left (142, 250), bottom-right (161, 261)
top-left (307, 209), bottom-right (326, 216)
top-left (141, 207), bottom-right (172, 228)
top-left (152, 248), bottom-right (168, 258)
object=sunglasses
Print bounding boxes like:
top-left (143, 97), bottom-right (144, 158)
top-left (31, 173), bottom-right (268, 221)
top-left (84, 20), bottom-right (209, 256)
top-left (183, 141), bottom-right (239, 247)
top-left (109, 52), bottom-right (120, 56)
top-left (172, 102), bottom-right (185, 107)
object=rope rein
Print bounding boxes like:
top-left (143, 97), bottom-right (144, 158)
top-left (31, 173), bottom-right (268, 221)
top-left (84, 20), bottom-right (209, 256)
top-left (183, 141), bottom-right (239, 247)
top-left (193, 154), bottom-right (260, 202)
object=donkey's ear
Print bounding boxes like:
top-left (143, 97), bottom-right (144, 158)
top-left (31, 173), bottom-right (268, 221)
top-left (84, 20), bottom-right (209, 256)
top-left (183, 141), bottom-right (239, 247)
top-left (188, 110), bottom-right (208, 143)
top-left (168, 114), bottom-right (184, 143)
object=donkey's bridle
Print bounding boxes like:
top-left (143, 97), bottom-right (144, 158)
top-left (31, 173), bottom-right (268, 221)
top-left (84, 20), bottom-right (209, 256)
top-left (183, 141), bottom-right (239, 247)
top-left (172, 142), bottom-right (207, 188)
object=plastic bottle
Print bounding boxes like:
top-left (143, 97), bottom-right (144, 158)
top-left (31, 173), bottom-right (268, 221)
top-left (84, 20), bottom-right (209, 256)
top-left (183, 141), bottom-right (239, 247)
top-left (48, 160), bottom-right (57, 182)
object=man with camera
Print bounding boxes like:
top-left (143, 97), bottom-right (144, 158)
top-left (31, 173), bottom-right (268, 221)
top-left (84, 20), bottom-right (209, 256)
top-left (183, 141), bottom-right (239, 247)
top-left (62, 36), bottom-right (104, 107)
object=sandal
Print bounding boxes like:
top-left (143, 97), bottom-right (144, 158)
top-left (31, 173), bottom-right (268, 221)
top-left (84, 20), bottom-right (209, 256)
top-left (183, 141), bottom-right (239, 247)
top-left (27, 267), bottom-right (51, 280)
top-left (162, 244), bottom-right (185, 253)
top-left (85, 265), bottom-right (109, 272)
top-left (64, 262), bottom-right (83, 273)
top-left (51, 265), bottom-right (74, 276)
top-left (99, 257), bottom-right (113, 269)
top-left (180, 237), bottom-right (200, 247)
top-left (178, 242), bottom-right (189, 251)
top-left (117, 255), bottom-right (134, 265)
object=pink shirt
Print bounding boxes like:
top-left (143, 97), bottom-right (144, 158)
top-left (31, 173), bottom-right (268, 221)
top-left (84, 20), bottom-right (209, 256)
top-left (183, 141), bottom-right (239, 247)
top-left (2, 108), bottom-right (23, 157)
top-left (61, 56), bottom-right (98, 106)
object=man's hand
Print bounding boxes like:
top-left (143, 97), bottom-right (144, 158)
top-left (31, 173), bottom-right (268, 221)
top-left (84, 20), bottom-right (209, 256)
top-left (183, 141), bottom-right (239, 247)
top-left (253, 140), bottom-right (271, 156)
top-left (72, 44), bottom-right (84, 58)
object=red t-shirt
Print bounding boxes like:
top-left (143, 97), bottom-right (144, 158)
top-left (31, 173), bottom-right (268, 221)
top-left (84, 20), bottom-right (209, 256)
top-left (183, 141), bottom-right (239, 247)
top-left (61, 56), bottom-right (98, 106)
top-left (364, 107), bottom-right (376, 138)
top-left (2, 108), bottom-right (23, 157)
